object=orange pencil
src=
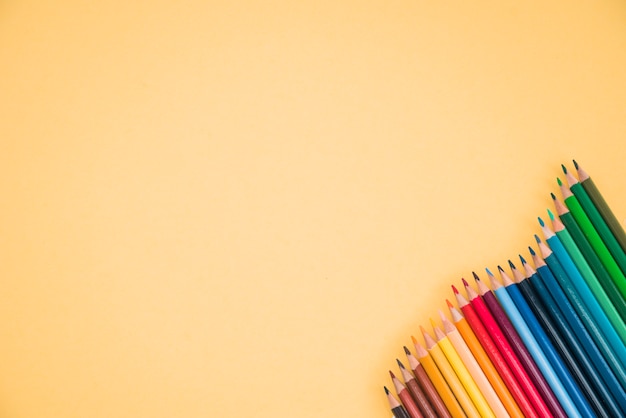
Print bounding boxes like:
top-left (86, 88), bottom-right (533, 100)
top-left (447, 300), bottom-right (524, 418)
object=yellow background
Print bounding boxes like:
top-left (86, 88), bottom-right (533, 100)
top-left (1, 1), bottom-right (626, 417)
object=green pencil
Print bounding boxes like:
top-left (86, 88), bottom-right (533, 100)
top-left (576, 160), bottom-right (626, 254)
top-left (552, 192), bottom-right (626, 303)
top-left (546, 210), bottom-right (626, 343)
top-left (563, 165), bottom-right (626, 276)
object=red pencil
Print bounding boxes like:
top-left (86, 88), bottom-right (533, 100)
top-left (391, 370), bottom-right (424, 418)
top-left (462, 277), bottom-right (554, 418)
top-left (453, 284), bottom-right (539, 418)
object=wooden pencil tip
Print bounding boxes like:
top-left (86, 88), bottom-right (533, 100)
top-left (538, 217), bottom-right (544, 227)
top-left (550, 192), bottom-right (557, 200)
top-left (451, 285), bottom-right (459, 295)
top-left (485, 267), bottom-right (493, 277)
top-left (529, 246), bottom-right (536, 256)
top-left (403, 346), bottom-right (411, 355)
top-left (534, 234), bottom-right (541, 244)
top-left (384, 386), bottom-right (390, 395)
top-left (508, 260), bottom-right (515, 269)
top-left (573, 159), bottom-right (579, 170)
top-left (471, 271), bottom-right (480, 281)
top-left (547, 208), bottom-right (555, 220)
top-left (396, 359), bottom-right (405, 369)
top-left (389, 370), bottom-right (396, 379)
top-left (519, 254), bottom-right (527, 264)
top-left (557, 177), bottom-right (563, 186)
top-left (411, 335), bottom-right (418, 345)
top-left (446, 299), bottom-right (454, 308)
top-left (462, 277), bottom-right (470, 287)
top-left (499, 264), bottom-right (506, 272)
top-left (561, 163), bottom-right (567, 174)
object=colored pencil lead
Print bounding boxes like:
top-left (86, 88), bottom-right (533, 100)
top-left (572, 159), bottom-right (579, 170)
top-left (528, 246), bottom-right (536, 256)
top-left (519, 254), bottom-right (527, 264)
top-left (509, 259), bottom-right (516, 269)
top-left (557, 177), bottom-right (563, 186)
top-left (411, 336), bottom-right (418, 345)
top-left (403, 346), bottom-right (411, 355)
top-left (397, 359), bottom-right (405, 369)
top-left (451, 285), bottom-right (459, 295)
top-left (445, 299), bottom-right (454, 309)
top-left (550, 192), bottom-right (557, 200)
top-left (471, 271), bottom-right (480, 281)
top-left (384, 386), bottom-right (391, 395)
top-left (498, 265), bottom-right (505, 272)
top-left (538, 217), bottom-right (544, 227)
top-left (485, 267), bottom-right (493, 276)
top-left (461, 277), bottom-right (470, 287)
top-left (547, 209), bottom-right (555, 220)
top-left (390, 370), bottom-right (396, 379)
top-left (534, 234), bottom-right (541, 244)
top-left (561, 164), bottom-right (567, 174)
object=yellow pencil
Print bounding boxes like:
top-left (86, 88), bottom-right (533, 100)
top-left (439, 311), bottom-right (510, 417)
top-left (421, 326), bottom-right (481, 418)
top-left (412, 336), bottom-right (465, 418)
top-left (431, 319), bottom-right (496, 418)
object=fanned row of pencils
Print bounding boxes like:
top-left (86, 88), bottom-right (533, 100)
top-left (383, 161), bottom-right (626, 418)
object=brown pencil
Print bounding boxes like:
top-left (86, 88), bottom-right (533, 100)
top-left (391, 371), bottom-right (424, 418)
top-left (396, 359), bottom-right (437, 418)
top-left (404, 346), bottom-right (451, 418)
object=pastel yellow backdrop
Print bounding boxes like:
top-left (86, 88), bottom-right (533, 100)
top-left (1, 1), bottom-right (625, 417)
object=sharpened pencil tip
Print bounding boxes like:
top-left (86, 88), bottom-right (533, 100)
top-left (472, 271), bottom-right (480, 281)
top-left (485, 267), bottom-right (493, 276)
top-left (384, 386), bottom-right (390, 395)
top-left (519, 254), bottom-right (527, 264)
top-left (551, 192), bottom-right (557, 200)
top-left (547, 209), bottom-right (555, 220)
top-left (529, 246), bottom-right (536, 256)
top-left (461, 277), bottom-right (469, 287)
top-left (508, 260), bottom-right (515, 269)
top-left (389, 370), bottom-right (396, 379)
top-left (498, 265), bottom-right (505, 272)
top-left (451, 285), bottom-right (459, 294)
top-left (561, 164), bottom-right (567, 174)
top-left (538, 217), bottom-right (544, 227)
top-left (396, 359), bottom-right (405, 369)
top-left (403, 346), bottom-right (411, 355)
top-left (411, 335), bottom-right (418, 345)
top-left (573, 159), bottom-right (579, 170)
top-left (557, 177), bottom-right (563, 186)
top-left (534, 234), bottom-right (541, 244)
top-left (446, 299), bottom-right (454, 308)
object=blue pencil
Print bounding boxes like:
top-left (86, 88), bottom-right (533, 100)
top-left (529, 248), bottom-right (626, 411)
top-left (515, 257), bottom-right (620, 418)
top-left (535, 237), bottom-right (626, 390)
top-left (489, 266), bottom-right (595, 417)
top-left (485, 268), bottom-right (585, 418)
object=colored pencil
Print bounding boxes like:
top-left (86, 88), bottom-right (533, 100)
top-left (486, 268), bottom-right (584, 418)
top-left (439, 310), bottom-right (512, 417)
top-left (535, 236), bottom-right (626, 388)
top-left (386, 386), bottom-right (411, 418)
top-left (575, 160), bottom-right (626, 253)
top-left (550, 198), bottom-right (626, 319)
top-left (547, 210), bottom-right (626, 339)
top-left (453, 286), bottom-right (539, 418)
top-left (412, 339), bottom-right (466, 418)
top-left (396, 360), bottom-right (437, 418)
top-left (500, 263), bottom-right (598, 418)
top-left (470, 274), bottom-right (563, 418)
top-left (530, 248), bottom-right (626, 410)
top-left (555, 186), bottom-right (626, 299)
top-left (431, 321), bottom-right (495, 418)
top-left (421, 327), bottom-right (481, 418)
top-left (447, 301), bottom-right (523, 418)
top-left (563, 165), bottom-right (626, 275)
top-left (539, 218), bottom-right (626, 346)
top-left (404, 347), bottom-right (451, 418)
top-left (518, 255), bottom-right (624, 417)
top-left (391, 371), bottom-right (424, 418)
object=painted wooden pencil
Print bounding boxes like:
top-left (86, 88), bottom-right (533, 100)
top-left (421, 327), bottom-right (481, 418)
top-left (412, 339), bottom-right (466, 418)
top-left (391, 371), bottom-right (424, 418)
top-left (530, 247), bottom-right (626, 410)
top-left (404, 347), bottom-right (451, 418)
top-left (467, 275), bottom-right (562, 418)
top-left (396, 360), bottom-right (437, 418)
top-left (454, 287), bottom-right (539, 418)
top-left (518, 256), bottom-right (624, 417)
top-left (486, 268), bottom-right (584, 418)
top-left (500, 263), bottom-right (598, 418)
top-left (575, 160), bottom-right (626, 253)
top-left (447, 301), bottom-right (523, 418)
top-left (386, 386), bottom-right (411, 418)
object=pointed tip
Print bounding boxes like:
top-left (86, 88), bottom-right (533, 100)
top-left (389, 370), bottom-right (396, 379)
top-left (485, 267), bottom-right (494, 276)
top-left (534, 234), bottom-right (541, 244)
top-left (529, 246), bottom-right (536, 256)
top-left (472, 272), bottom-right (480, 281)
top-left (384, 386), bottom-right (390, 395)
top-left (498, 265), bottom-right (505, 272)
top-left (429, 317), bottom-right (437, 327)
top-left (396, 359), bottom-right (405, 369)
top-left (446, 299), bottom-right (454, 308)
top-left (403, 346), bottom-right (411, 355)
top-left (519, 254), bottom-right (527, 264)
top-left (557, 177), bottom-right (563, 186)
top-left (411, 335), bottom-right (418, 345)
top-left (561, 164), bottom-right (567, 174)
top-left (451, 285), bottom-right (459, 294)
top-left (538, 217), bottom-right (544, 227)
top-left (573, 159), bottom-right (579, 170)
top-left (551, 192), bottom-right (557, 200)
top-left (462, 277), bottom-right (470, 287)
top-left (507, 260), bottom-right (515, 269)
top-left (419, 325), bottom-right (427, 335)
top-left (547, 208), bottom-right (555, 220)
